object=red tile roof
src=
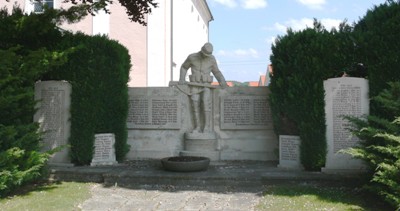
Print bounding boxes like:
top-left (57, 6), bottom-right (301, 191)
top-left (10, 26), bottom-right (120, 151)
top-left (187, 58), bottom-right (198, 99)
top-left (211, 81), bottom-right (234, 87)
top-left (248, 81), bottom-right (259, 87)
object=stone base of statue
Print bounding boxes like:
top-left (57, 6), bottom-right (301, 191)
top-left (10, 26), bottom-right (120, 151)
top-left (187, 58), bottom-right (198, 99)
top-left (180, 132), bottom-right (220, 161)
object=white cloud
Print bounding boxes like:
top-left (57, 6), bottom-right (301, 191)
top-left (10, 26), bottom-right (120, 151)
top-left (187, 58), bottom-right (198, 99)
top-left (321, 18), bottom-right (343, 30)
top-left (296, 0), bottom-right (326, 10)
top-left (274, 22), bottom-right (288, 33)
top-left (217, 48), bottom-right (259, 58)
top-left (265, 36), bottom-right (276, 45)
top-left (241, 0), bottom-right (267, 9)
top-left (234, 48), bottom-right (259, 58)
top-left (287, 18), bottom-right (314, 31)
top-left (212, 0), bottom-right (238, 8)
top-left (211, 0), bottom-right (267, 9)
top-left (217, 50), bottom-right (228, 56)
top-left (273, 18), bottom-right (342, 33)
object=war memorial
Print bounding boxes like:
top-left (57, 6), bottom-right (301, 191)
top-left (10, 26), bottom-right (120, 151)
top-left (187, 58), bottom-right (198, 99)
top-left (34, 43), bottom-right (369, 186)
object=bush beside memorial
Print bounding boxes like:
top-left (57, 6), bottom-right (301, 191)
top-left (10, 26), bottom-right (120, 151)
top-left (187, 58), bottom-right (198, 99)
top-left (269, 20), bottom-right (355, 171)
top-left (353, 1), bottom-right (400, 117)
top-left (0, 8), bottom-right (66, 196)
top-left (43, 33), bottom-right (131, 165)
top-left (269, 1), bottom-right (400, 208)
top-left (344, 82), bottom-right (400, 210)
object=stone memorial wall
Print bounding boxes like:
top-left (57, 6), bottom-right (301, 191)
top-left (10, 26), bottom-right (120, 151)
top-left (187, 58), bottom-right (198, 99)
top-left (126, 86), bottom-right (278, 161)
top-left (323, 77), bottom-right (368, 172)
top-left (220, 96), bottom-right (272, 129)
top-left (34, 81), bottom-right (71, 164)
top-left (91, 133), bottom-right (117, 166)
top-left (127, 97), bottom-right (181, 129)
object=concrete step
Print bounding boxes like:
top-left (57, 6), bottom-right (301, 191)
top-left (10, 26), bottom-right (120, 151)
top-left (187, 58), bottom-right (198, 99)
top-left (47, 160), bottom-right (365, 188)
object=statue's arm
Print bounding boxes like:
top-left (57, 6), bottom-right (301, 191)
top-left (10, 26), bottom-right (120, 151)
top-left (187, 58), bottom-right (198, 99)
top-left (179, 57), bottom-right (191, 84)
top-left (211, 61), bottom-right (228, 88)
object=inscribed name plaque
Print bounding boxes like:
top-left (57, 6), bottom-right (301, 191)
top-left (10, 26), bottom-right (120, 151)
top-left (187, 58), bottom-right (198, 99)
top-left (34, 81), bottom-right (71, 164)
top-left (91, 133), bottom-right (117, 166)
top-left (322, 77), bottom-right (368, 172)
top-left (220, 96), bottom-right (272, 129)
top-left (127, 97), bottom-right (181, 129)
top-left (278, 135), bottom-right (302, 169)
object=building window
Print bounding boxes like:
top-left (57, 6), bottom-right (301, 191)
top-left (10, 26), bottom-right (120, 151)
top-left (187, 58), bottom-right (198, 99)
top-left (33, 0), bottom-right (54, 13)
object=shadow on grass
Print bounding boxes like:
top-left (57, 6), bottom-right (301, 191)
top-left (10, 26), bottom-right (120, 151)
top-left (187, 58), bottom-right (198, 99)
top-left (260, 182), bottom-right (392, 211)
top-left (2, 180), bottom-right (62, 199)
top-left (46, 159), bottom-right (393, 210)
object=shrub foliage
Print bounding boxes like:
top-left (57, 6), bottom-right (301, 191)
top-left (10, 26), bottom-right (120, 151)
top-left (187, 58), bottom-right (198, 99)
top-left (345, 82), bottom-right (400, 209)
top-left (43, 33), bottom-right (131, 165)
top-left (269, 21), bottom-right (356, 170)
top-left (0, 8), bottom-right (67, 195)
top-left (353, 1), bottom-right (400, 117)
top-left (0, 6), bottom-right (131, 197)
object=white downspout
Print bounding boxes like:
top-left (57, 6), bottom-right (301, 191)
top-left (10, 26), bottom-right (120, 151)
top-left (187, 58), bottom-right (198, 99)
top-left (170, 0), bottom-right (174, 82)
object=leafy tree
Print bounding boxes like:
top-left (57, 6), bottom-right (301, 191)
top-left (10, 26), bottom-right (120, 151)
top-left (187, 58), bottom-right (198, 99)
top-left (269, 20), bottom-right (356, 170)
top-left (344, 82), bottom-right (400, 209)
top-left (42, 33), bottom-right (131, 165)
top-left (0, 7), bottom-right (68, 196)
top-left (0, 46), bottom-right (63, 197)
top-left (353, 0), bottom-right (400, 117)
top-left (51, 0), bottom-right (157, 25)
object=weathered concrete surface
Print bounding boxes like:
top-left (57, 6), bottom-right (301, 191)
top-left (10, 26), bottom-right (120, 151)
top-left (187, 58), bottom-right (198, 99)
top-left (49, 160), bottom-right (366, 211)
top-left (48, 160), bottom-right (364, 188)
top-left (78, 183), bottom-right (264, 211)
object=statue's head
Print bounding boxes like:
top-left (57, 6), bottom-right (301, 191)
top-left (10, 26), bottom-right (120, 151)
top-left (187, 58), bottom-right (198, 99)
top-left (201, 43), bottom-right (213, 57)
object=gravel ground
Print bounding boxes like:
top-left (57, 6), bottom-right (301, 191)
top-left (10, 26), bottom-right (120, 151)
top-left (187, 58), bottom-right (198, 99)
top-left (78, 183), bottom-right (265, 211)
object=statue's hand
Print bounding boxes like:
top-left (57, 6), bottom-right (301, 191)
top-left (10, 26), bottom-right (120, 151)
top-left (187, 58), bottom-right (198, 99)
top-left (220, 83), bottom-right (229, 89)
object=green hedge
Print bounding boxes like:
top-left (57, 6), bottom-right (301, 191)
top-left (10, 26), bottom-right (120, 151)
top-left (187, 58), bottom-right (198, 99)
top-left (345, 82), bottom-right (400, 209)
top-left (345, 1), bottom-right (400, 209)
top-left (353, 1), bottom-right (400, 117)
top-left (0, 7), bottom-right (66, 196)
top-left (269, 21), bottom-right (356, 170)
top-left (43, 33), bottom-right (131, 165)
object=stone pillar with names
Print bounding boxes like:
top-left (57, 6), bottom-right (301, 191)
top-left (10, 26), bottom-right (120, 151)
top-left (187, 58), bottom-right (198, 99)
top-left (34, 81), bottom-right (72, 165)
top-left (322, 77), bottom-right (368, 173)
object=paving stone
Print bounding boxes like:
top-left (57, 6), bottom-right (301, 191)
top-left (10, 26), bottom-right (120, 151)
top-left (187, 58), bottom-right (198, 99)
top-left (52, 160), bottom-right (364, 210)
top-left (79, 184), bottom-right (264, 211)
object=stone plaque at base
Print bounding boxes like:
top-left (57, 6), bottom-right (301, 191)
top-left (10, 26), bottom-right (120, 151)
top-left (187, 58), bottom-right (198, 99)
top-left (278, 135), bottom-right (303, 169)
top-left (322, 77), bottom-right (368, 173)
top-left (91, 133), bottom-right (118, 166)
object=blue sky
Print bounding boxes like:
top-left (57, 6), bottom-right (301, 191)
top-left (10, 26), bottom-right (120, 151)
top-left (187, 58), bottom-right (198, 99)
top-left (207, 0), bottom-right (387, 82)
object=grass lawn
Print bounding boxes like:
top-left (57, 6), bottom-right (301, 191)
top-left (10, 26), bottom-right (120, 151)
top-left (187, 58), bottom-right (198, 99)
top-left (0, 182), bottom-right (92, 211)
top-left (257, 183), bottom-right (391, 211)
top-left (0, 181), bottom-right (392, 211)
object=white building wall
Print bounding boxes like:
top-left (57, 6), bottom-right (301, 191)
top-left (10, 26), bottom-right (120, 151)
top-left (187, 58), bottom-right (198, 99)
top-left (147, 0), bottom-right (212, 86)
top-left (171, 0), bottom-right (211, 81)
top-left (147, 0), bottom-right (172, 87)
top-left (1, 0), bottom-right (212, 87)
top-left (93, 8), bottom-right (110, 35)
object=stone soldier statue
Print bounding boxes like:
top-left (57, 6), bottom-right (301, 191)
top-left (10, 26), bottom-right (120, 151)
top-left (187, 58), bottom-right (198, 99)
top-left (179, 42), bottom-right (228, 133)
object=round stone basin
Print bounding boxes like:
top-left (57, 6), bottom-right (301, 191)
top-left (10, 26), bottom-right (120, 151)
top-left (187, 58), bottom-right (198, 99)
top-left (161, 156), bottom-right (210, 172)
